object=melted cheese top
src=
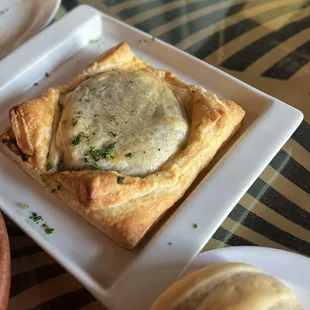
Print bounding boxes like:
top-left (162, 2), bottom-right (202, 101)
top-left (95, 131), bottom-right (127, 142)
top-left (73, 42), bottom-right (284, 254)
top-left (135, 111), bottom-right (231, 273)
top-left (49, 70), bottom-right (188, 176)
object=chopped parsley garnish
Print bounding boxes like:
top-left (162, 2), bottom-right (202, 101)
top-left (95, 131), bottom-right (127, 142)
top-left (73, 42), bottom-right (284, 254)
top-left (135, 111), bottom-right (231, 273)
top-left (73, 111), bottom-right (83, 123)
top-left (30, 212), bottom-right (42, 223)
top-left (193, 223), bottom-right (198, 229)
top-left (94, 114), bottom-right (99, 117)
top-left (109, 131), bottom-right (117, 138)
top-left (84, 158), bottom-right (89, 163)
top-left (44, 227), bottom-right (54, 234)
top-left (152, 36), bottom-right (156, 42)
top-left (125, 153), bottom-right (132, 158)
top-left (102, 143), bottom-right (116, 160)
top-left (89, 39), bottom-right (98, 45)
top-left (45, 72), bottom-right (50, 77)
top-left (57, 185), bottom-right (61, 191)
top-left (89, 148), bottom-right (102, 162)
top-left (111, 115), bottom-right (116, 121)
top-left (17, 203), bottom-right (29, 210)
top-left (90, 143), bottom-right (116, 161)
top-left (46, 162), bottom-right (53, 171)
top-left (41, 223), bottom-right (54, 234)
top-left (20, 207), bottom-right (55, 234)
top-left (57, 158), bottom-right (64, 171)
top-left (72, 132), bottom-right (87, 146)
top-left (33, 82), bottom-right (39, 86)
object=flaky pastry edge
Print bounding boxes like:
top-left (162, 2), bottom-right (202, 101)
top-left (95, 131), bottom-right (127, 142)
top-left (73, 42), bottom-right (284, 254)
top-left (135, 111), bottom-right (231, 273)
top-left (0, 42), bottom-right (245, 249)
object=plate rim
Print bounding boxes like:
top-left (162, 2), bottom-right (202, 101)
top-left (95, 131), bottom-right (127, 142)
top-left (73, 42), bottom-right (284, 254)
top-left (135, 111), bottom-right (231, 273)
top-left (0, 0), bottom-right (61, 60)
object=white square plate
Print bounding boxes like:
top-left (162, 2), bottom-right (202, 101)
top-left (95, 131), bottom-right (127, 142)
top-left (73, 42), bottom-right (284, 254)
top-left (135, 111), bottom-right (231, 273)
top-left (0, 5), bottom-right (303, 310)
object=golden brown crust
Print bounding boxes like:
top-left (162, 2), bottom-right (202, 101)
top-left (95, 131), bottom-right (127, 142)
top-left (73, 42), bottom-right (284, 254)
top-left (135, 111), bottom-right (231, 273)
top-left (0, 42), bottom-right (245, 249)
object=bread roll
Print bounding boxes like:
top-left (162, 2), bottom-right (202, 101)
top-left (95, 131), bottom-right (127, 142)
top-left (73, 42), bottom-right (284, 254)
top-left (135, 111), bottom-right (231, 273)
top-left (150, 263), bottom-right (302, 310)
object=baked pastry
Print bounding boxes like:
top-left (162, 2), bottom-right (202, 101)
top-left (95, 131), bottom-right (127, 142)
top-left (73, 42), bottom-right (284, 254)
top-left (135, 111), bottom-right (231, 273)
top-left (150, 263), bottom-right (302, 310)
top-left (0, 42), bottom-right (245, 249)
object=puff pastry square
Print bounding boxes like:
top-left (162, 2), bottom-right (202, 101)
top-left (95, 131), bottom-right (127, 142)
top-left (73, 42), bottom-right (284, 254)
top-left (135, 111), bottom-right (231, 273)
top-left (0, 42), bottom-right (245, 249)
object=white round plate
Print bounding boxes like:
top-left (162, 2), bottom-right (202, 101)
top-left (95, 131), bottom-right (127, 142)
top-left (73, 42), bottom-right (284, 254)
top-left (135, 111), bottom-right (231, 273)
top-left (0, 0), bottom-right (61, 60)
top-left (185, 247), bottom-right (310, 309)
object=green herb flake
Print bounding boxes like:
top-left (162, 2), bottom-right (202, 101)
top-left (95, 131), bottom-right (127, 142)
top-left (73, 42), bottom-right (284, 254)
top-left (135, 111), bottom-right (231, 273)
top-left (44, 227), bottom-right (54, 234)
top-left (109, 131), bottom-right (117, 138)
top-left (57, 185), bottom-right (61, 191)
top-left (102, 142), bottom-right (116, 160)
top-left (111, 115), bottom-right (116, 121)
top-left (46, 162), bottom-right (53, 171)
top-left (72, 119), bottom-right (78, 126)
top-left (72, 132), bottom-right (87, 146)
top-left (90, 143), bottom-right (116, 162)
top-left (84, 158), bottom-right (89, 163)
top-left (89, 39), bottom-right (98, 45)
top-left (29, 212), bottom-right (42, 223)
top-left (17, 203), bottom-right (29, 210)
top-left (152, 36), bottom-right (156, 42)
top-left (41, 223), bottom-right (54, 234)
top-left (193, 223), bottom-right (198, 229)
top-left (77, 111), bottom-right (83, 115)
top-left (89, 147), bottom-right (102, 162)
top-left (45, 72), bottom-right (50, 77)
top-left (33, 82), bottom-right (39, 86)
top-left (125, 153), bottom-right (132, 158)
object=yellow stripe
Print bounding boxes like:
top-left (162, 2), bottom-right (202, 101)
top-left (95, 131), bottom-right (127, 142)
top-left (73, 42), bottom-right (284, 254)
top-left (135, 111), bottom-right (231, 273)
top-left (283, 139), bottom-right (310, 171)
top-left (8, 274), bottom-right (82, 310)
top-left (221, 217), bottom-right (294, 252)
top-left (246, 27), bottom-right (310, 75)
top-left (205, 1), bottom-right (308, 64)
top-left (11, 252), bottom-right (55, 276)
top-left (151, 0), bottom-right (249, 38)
top-left (176, 0), bottom-right (302, 51)
top-left (202, 238), bottom-right (226, 252)
top-left (240, 193), bottom-right (310, 243)
top-left (125, 0), bottom-right (202, 26)
top-left (109, 0), bottom-right (153, 13)
top-left (260, 166), bottom-right (310, 212)
top-left (10, 236), bottom-right (37, 250)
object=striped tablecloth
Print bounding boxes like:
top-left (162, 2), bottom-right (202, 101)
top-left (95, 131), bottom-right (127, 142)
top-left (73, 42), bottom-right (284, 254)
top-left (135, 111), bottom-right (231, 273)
top-left (7, 0), bottom-right (310, 309)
